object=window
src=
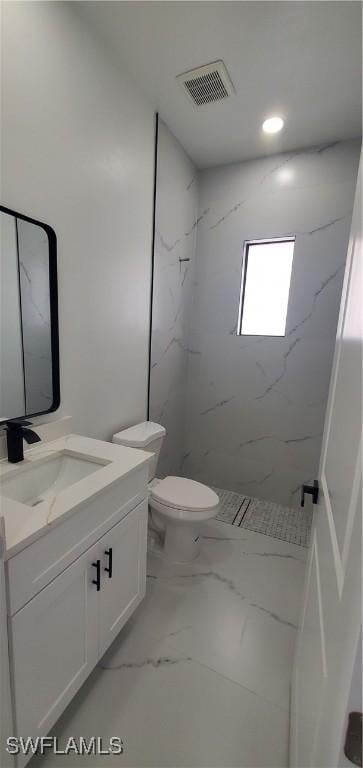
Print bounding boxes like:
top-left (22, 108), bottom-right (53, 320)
top-left (237, 237), bottom-right (295, 336)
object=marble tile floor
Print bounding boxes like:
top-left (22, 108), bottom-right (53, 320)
top-left (214, 488), bottom-right (313, 547)
top-left (38, 520), bottom-right (307, 768)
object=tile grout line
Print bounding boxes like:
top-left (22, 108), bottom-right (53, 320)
top-left (193, 660), bottom-right (290, 713)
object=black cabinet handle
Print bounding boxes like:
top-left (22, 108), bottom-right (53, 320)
top-left (92, 559), bottom-right (101, 591)
top-left (301, 480), bottom-right (319, 507)
top-left (104, 548), bottom-right (113, 579)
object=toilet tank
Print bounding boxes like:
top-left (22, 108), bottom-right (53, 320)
top-left (112, 422), bottom-right (166, 481)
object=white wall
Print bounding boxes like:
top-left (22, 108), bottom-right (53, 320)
top-left (183, 140), bottom-right (360, 506)
top-left (1, 1), bottom-right (155, 439)
top-left (149, 121), bottom-right (198, 476)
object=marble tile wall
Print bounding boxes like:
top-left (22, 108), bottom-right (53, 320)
top-left (182, 139), bottom-right (361, 507)
top-left (149, 121), bottom-right (199, 476)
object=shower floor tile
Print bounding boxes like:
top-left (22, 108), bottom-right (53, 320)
top-left (213, 488), bottom-right (312, 547)
top-left (210, 487), bottom-right (246, 524)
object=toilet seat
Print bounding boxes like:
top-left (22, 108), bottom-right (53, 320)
top-left (149, 476), bottom-right (219, 520)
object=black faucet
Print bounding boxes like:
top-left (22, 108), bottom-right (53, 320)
top-left (4, 419), bottom-right (41, 463)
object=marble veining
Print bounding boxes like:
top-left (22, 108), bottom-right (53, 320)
top-left (162, 569), bottom-right (249, 601)
top-left (20, 261), bottom-right (50, 326)
top-left (286, 262), bottom-right (344, 337)
top-left (184, 208), bottom-right (210, 236)
top-left (255, 338), bottom-right (301, 400)
top-left (41, 520), bottom-right (306, 767)
top-left (209, 199), bottom-right (245, 230)
top-left (182, 139), bottom-right (360, 506)
top-left (247, 604), bottom-right (297, 630)
top-left (0, 434), bottom-right (151, 558)
top-left (202, 534), bottom-right (248, 541)
top-left (151, 336), bottom-right (200, 370)
top-left (148, 129), bottom-right (360, 507)
top-left (149, 121), bottom-right (199, 477)
top-left (156, 208), bottom-right (209, 254)
top-left (100, 655), bottom-right (193, 670)
top-left (240, 469), bottom-right (274, 486)
top-left (156, 228), bottom-right (181, 253)
top-left (239, 434), bottom-right (321, 448)
top-left (239, 551), bottom-right (304, 561)
top-left (307, 215), bottom-right (346, 235)
top-left (155, 569), bottom-right (298, 629)
top-left (200, 396), bottom-right (235, 416)
top-left (207, 142), bottom-right (345, 232)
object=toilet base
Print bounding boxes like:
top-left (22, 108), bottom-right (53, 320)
top-left (164, 523), bottom-right (201, 563)
top-left (149, 509), bottom-right (201, 562)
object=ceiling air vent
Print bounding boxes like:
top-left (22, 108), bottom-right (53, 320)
top-left (176, 60), bottom-right (234, 106)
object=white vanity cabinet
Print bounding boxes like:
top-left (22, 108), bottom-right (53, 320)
top-left (10, 537), bottom-right (100, 741)
top-left (98, 502), bottom-right (147, 657)
top-left (3, 464), bottom-right (149, 768)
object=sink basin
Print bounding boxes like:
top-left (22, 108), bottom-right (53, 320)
top-left (0, 451), bottom-right (108, 507)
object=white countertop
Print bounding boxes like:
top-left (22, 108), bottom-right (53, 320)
top-left (0, 434), bottom-right (151, 559)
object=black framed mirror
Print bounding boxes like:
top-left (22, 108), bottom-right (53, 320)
top-left (0, 205), bottom-right (60, 423)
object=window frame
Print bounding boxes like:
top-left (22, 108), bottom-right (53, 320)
top-left (236, 236), bottom-right (296, 338)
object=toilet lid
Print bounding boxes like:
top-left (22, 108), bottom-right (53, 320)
top-left (151, 476), bottom-right (219, 513)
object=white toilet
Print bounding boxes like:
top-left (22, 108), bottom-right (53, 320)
top-left (112, 421), bottom-right (219, 562)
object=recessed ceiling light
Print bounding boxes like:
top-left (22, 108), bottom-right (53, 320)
top-left (262, 116), bottom-right (284, 134)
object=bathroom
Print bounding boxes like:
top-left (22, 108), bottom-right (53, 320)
top-left (0, 1), bottom-right (361, 766)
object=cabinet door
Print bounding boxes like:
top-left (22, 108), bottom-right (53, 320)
top-left (98, 500), bottom-right (147, 657)
top-left (10, 542), bottom-right (99, 751)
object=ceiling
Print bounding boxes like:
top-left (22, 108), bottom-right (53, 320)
top-left (79, 1), bottom-right (362, 168)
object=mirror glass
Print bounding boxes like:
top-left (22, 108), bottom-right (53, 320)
top-left (0, 207), bottom-right (60, 422)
